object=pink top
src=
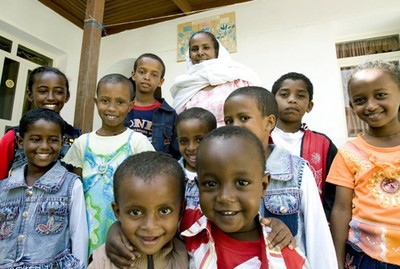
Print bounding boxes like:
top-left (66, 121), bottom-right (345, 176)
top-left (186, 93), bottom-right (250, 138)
top-left (179, 79), bottom-right (251, 127)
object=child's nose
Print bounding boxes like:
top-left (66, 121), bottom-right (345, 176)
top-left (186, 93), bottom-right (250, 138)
top-left (46, 91), bottom-right (55, 101)
top-left (216, 186), bottom-right (235, 204)
top-left (188, 141), bottom-right (197, 151)
top-left (141, 214), bottom-right (159, 230)
top-left (366, 99), bottom-right (378, 111)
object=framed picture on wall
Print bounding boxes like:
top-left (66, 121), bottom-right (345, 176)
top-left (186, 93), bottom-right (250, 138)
top-left (176, 12), bottom-right (237, 62)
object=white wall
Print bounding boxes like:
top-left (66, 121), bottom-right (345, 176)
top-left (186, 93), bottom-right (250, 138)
top-left (98, 0), bottom-right (400, 147)
top-left (0, 0), bottom-right (83, 126)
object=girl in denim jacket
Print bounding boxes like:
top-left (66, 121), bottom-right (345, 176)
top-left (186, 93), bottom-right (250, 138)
top-left (0, 108), bottom-right (88, 268)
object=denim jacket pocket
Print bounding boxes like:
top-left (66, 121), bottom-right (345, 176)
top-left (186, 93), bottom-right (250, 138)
top-left (264, 188), bottom-right (301, 236)
top-left (264, 188), bottom-right (301, 215)
top-left (35, 199), bottom-right (68, 235)
top-left (0, 202), bottom-right (20, 240)
top-left (163, 125), bottom-right (173, 144)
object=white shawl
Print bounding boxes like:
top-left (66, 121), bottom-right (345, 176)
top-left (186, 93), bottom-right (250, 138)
top-left (170, 41), bottom-right (260, 113)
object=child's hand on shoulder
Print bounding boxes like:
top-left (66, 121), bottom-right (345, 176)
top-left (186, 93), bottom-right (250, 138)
top-left (261, 217), bottom-right (296, 251)
top-left (105, 222), bottom-right (141, 268)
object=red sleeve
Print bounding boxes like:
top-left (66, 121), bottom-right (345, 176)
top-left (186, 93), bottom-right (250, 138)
top-left (0, 130), bottom-right (16, 180)
top-left (179, 208), bottom-right (203, 232)
top-left (281, 247), bottom-right (307, 269)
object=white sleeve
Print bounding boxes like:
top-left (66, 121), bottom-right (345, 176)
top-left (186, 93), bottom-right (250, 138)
top-left (62, 134), bottom-right (86, 168)
top-left (69, 179), bottom-right (89, 267)
top-left (130, 132), bottom-right (156, 153)
top-left (300, 165), bottom-right (337, 269)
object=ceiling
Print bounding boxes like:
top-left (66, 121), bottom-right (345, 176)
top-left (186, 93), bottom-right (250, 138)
top-left (39, 0), bottom-right (254, 36)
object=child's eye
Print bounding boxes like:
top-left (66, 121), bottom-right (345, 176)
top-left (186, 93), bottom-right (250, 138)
top-left (298, 94), bottom-right (306, 99)
top-left (101, 99), bottom-right (109, 104)
top-left (159, 208), bottom-right (172, 215)
top-left (30, 138), bottom-right (41, 143)
top-left (237, 179), bottom-right (250, 187)
top-left (195, 137), bottom-right (203, 143)
top-left (178, 139), bottom-right (187, 145)
top-left (279, 92), bottom-right (289, 98)
top-left (240, 116), bottom-right (250, 122)
top-left (376, 92), bottom-right (387, 99)
top-left (130, 209), bottom-right (142, 216)
top-left (55, 89), bottom-right (65, 95)
top-left (352, 97), bottom-right (365, 105)
top-left (203, 181), bottom-right (217, 188)
top-left (37, 89), bottom-right (48, 94)
top-left (224, 118), bottom-right (233, 125)
top-left (151, 73), bottom-right (159, 78)
top-left (50, 138), bottom-right (60, 143)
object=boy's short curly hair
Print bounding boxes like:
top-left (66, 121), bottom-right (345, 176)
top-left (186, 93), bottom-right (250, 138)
top-left (271, 72), bottom-right (314, 101)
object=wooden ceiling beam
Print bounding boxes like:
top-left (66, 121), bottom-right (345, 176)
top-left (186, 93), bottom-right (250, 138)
top-left (171, 0), bottom-right (192, 13)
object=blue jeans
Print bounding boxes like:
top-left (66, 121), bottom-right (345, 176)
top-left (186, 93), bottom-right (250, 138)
top-left (345, 242), bottom-right (400, 269)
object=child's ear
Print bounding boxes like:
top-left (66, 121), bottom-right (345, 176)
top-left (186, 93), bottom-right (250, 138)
top-left (263, 114), bottom-right (276, 134)
top-left (261, 172), bottom-right (270, 198)
top-left (65, 91), bottom-right (70, 103)
top-left (17, 135), bottom-right (24, 149)
top-left (111, 201), bottom-right (120, 220)
top-left (306, 101), bottom-right (314, 113)
top-left (26, 90), bottom-right (33, 102)
top-left (158, 78), bottom-right (165, 87)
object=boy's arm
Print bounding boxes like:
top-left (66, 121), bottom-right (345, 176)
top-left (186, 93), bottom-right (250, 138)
top-left (330, 186), bottom-right (352, 269)
top-left (105, 221), bottom-right (140, 267)
top-left (0, 129), bottom-right (16, 180)
top-left (301, 165), bottom-right (337, 269)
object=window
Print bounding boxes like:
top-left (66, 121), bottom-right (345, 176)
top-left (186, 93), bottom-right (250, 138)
top-left (336, 35), bottom-right (400, 59)
top-left (17, 44), bottom-right (53, 66)
top-left (337, 34), bottom-right (400, 137)
top-left (0, 35), bottom-right (12, 53)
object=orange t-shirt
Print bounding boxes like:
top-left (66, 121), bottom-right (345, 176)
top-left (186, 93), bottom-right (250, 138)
top-left (327, 135), bottom-right (400, 264)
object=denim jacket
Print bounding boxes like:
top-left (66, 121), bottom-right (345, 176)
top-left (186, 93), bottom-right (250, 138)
top-left (151, 98), bottom-right (180, 159)
top-left (178, 158), bottom-right (200, 208)
top-left (0, 161), bottom-right (83, 268)
top-left (9, 122), bottom-right (81, 174)
top-left (260, 145), bottom-right (306, 237)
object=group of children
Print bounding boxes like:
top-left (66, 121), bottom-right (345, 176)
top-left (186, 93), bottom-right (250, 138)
top-left (0, 31), bottom-right (399, 269)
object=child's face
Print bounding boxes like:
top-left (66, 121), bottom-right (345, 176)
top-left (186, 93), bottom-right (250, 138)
top-left (349, 69), bottom-right (400, 131)
top-left (94, 82), bottom-right (133, 131)
top-left (274, 79), bottom-right (313, 125)
top-left (224, 95), bottom-right (274, 151)
top-left (189, 33), bottom-right (218, 65)
top-left (112, 174), bottom-right (182, 255)
top-left (177, 119), bottom-right (210, 172)
top-left (17, 119), bottom-right (63, 172)
top-left (197, 137), bottom-right (268, 240)
top-left (132, 57), bottom-right (164, 95)
top-left (28, 72), bottom-right (70, 114)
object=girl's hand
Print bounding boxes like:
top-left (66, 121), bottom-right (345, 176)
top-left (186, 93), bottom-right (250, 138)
top-left (261, 217), bottom-right (296, 251)
top-left (105, 221), bottom-right (140, 268)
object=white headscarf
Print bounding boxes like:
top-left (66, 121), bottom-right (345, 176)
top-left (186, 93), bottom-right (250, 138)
top-left (170, 40), bottom-right (260, 113)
